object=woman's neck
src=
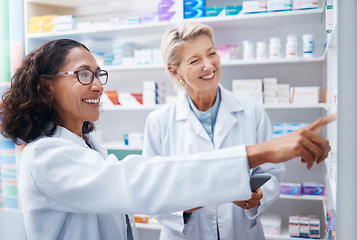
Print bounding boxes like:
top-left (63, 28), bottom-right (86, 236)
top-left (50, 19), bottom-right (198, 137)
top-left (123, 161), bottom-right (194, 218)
top-left (188, 89), bottom-right (217, 112)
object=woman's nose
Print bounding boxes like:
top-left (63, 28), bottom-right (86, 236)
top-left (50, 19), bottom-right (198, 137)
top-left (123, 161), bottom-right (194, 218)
top-left (91, 77), bottom-right (104, 93)
top-left (202, 58), bottom-right (214, 70)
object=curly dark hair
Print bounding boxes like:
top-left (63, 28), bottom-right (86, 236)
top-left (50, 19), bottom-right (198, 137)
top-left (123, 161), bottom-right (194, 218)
top-left (1, 39), bottom-right (95, 144)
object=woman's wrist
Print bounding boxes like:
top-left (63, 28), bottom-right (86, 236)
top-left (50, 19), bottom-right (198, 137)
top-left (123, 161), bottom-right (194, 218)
top-left (246, 142), bottom-right (272, 168)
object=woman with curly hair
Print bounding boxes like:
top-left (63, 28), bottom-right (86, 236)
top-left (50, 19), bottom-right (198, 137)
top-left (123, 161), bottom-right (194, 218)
top-left (0, 38), bottom-right (334, 240)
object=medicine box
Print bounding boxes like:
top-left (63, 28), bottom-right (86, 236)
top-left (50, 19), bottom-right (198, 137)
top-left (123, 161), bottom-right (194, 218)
top-left (184, 0), bottom-right (206, 18)
top-left (225, 5), bottom-right (243, 16)
top-left (205, 7), bottom-right (224, 17)
top-left (242, 1), bottom-right (267, 14)
top-left (289, 216), bottom-right (300, 237)
top-left (267, 0), bottom-right (292, 12)
top-left (232, 79), bottom-right (263, 103)
top-left (302, 182), bottom-right (325, 196)
top-left (290, 86), bottom-right (321, 104)
top-left (280, 183), bottom-right (302, 195)
top-left (293, 0), bottom-right (318, 10)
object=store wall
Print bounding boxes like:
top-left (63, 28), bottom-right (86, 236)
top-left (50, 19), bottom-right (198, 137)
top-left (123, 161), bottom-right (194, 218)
top-left (0, 0), bottom-right (10, 83)
top-left (0, 1), bottom-right (27, 239)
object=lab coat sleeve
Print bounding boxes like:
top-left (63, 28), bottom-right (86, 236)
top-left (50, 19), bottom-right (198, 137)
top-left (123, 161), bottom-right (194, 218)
top-left (28, 138), bottom-right (252, 216)
top-left (143, 111), bottom-right (196, 235)
top-left (245, 103), bottom-right (285, 219)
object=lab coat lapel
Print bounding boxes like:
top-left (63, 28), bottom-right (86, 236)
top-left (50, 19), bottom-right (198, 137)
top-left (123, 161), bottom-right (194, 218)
top-left (214, 87), bottom-right (243, 149)
top-left (176, 92), bottom-right (211, 142)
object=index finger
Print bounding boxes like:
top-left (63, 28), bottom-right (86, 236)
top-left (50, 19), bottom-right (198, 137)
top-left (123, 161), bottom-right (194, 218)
top-left (306, 112), bottom-right (337, 133)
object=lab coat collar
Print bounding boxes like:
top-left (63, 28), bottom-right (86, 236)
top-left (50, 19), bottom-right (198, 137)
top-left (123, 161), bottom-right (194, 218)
top-left (48, 126), bottom-right (108, 157)
top-left (49, 126), bottom-right (89, 149)
top-left (175, 85), bottom-right (244, 120)
top-left (214, 87), bottom-right (244, 149)
top-left (175, 85), bottom-right (244, 146)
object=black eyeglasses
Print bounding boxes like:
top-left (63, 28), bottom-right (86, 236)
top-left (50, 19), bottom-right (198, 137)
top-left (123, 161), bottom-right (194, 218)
top-left (56, 69), bottom-right (108, 85)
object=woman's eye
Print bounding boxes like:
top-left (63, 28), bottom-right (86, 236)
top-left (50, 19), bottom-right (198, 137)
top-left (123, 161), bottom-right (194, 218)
top-left (209, 52), bottom-right (216, 56)
top-left (190, 60), bottom-right (198, 64)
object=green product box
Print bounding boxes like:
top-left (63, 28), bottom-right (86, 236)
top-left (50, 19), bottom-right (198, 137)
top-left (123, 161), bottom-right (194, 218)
top-left (108, 149), bottom-right (142, 161)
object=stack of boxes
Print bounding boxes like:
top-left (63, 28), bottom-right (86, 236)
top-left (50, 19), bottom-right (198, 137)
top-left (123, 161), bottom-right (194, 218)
top-left (289, 214), bottom-right (321, 239)
top-left (29, 15), bottom-right (75, 34)
top-left (0, 136), bottom-right (25, 210)
top-left (326, 209), bottom-right (336, 240)
top-left (232, 78), bottom-right (290, 104)
top-left (263, 78), bottom-right (290, 104)
top-left (112, 42), bottom-right (137, 66)
top-left (143, 81), bottom-right (166, 106)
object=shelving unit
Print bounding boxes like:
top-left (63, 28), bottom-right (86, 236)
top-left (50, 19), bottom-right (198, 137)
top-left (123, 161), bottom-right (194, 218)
top-left (18, 0), bottom-right (338, 239)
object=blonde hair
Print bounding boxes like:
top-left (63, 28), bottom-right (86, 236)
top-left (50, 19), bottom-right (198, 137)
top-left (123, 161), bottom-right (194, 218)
top-left (161, 22), bottom-right (215, 90)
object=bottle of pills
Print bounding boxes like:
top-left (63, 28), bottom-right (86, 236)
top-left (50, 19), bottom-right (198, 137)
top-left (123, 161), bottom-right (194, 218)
top-left (243, 40), bottom-right (254, 60)
top-left (286, 34), bottom-right (299, 58)
top-left (256, 41), bottom-right (267, 59)
top-left (269, 37), bottom-right (281, 59)
top-left (302, 34), bottom-right (315, 58)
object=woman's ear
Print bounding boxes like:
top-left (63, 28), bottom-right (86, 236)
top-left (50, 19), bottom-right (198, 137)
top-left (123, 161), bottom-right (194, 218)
top-left (168, 64), bottom-right (180, 80)
top-left (38, 77), bottom-right (54, 99)
top-left (167, 64), bottom-right (176, 74)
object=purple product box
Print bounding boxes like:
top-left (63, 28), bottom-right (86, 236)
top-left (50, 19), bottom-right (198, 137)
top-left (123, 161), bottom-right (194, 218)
top-left (159, 1), bottom-right (175, 12)
top-left (302, 182), bottom-right (325, 196)
top-left (280, 183), bottom-right (302, 195)
top-left (159, 12), bottom-right (175, 21)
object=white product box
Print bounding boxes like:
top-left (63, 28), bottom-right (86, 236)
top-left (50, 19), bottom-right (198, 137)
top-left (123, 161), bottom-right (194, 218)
top-left (289, 215), bottom-right (300, 237)
top-left (242, 0), bottom-right (267, 14)
top-left (290, 86), bottom-right (320, 104)
top-left (232, 79), bottom-right (263, 103)
top-left (263, 77), bottom-right (278, 85)
top-left (277, 84), bottom-right (290, 92)
top-left (293, 0), bottom-right (318, 10)
top-left (309, 215), bottom-right (320, 239)
top-left (299, 216), bottom-right (310, 238)
top-left (118, 92), bottom-right (142, 106)
top-left (267, 0), bottom-right (292, 12)
top-left (260, 214), bottom-right (281, 235)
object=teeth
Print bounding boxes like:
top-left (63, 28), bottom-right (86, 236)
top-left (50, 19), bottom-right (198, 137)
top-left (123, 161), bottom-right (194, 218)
top-left (83, 99), bottom-right (100, 104)
top-left (201, 72), bottom-right (214, 79)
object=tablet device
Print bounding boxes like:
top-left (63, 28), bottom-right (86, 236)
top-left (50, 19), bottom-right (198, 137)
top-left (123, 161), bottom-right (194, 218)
top-left (250, 174), bottom-right (271, 192)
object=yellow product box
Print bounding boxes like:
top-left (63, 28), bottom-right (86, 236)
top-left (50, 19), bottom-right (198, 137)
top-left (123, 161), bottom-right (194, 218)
top-left (29, 15), bottom-right (75, 34)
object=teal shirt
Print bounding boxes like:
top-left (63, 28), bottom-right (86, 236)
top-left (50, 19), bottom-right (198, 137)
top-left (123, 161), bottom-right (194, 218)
top-left (187, 88), bottom-right (221, 143)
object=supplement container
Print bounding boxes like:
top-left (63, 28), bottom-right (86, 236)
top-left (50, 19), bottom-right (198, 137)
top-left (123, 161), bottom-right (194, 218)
top-left (286, 34), bottom-right (298, 58)
top-left (269, 37), bottom-right (281, 59)
top-left (256, 41), bottom-right (267, 59)
top-left (243, 40), bottom-right (254, 60)
top-left (302, 34), bottom-right (314, 58)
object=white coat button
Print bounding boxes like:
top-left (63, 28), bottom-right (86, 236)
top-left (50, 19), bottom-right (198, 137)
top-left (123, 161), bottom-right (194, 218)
top-left (208, 214), bottom-right (214, 220)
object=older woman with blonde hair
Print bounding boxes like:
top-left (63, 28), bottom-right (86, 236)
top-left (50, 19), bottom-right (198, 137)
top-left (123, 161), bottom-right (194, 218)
top-left (143, 22), bottom-right (285, 240)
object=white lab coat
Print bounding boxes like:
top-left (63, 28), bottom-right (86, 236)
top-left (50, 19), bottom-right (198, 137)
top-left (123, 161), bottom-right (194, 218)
top-left (19, 125), bottom-right (255, 240)
top-left (142, 86), bottom-right (285, 240)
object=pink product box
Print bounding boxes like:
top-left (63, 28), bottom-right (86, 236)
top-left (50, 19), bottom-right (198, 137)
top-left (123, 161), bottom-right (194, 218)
top-left (302, 182), bottom-right (325, 196)
top-left (280, 183), bottom-right (301, 195)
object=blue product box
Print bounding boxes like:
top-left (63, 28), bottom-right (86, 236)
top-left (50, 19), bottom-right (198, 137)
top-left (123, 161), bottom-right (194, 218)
top-left (225, 5), bottom-right (243, 16)
top-left (205, 7), bottom-right (224, 17)
top-left (184, 0), bottom-right (206, 18)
